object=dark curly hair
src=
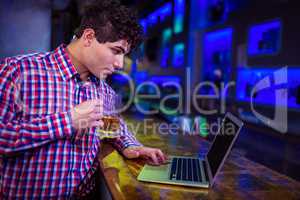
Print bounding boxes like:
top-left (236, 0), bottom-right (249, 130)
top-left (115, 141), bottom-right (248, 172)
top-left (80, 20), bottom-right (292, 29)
top-left (74, 0), bottom-right (144, 52)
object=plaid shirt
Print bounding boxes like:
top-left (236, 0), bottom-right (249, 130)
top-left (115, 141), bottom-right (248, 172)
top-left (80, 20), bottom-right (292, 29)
top-left (0, 44), bottom-right (141, 199)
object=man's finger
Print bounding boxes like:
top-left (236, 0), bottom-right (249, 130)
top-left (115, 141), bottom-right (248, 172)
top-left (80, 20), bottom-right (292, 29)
top-left (156, 150), bottom-right (166, 164)
top-left (90, 113), bottom-right (103, 120)
top-left (90, 120), bottom-right (104, 128)
top-left (94, 101), bottom-right (103, 113)
top-left (149, 152), bottom-right (159, 165)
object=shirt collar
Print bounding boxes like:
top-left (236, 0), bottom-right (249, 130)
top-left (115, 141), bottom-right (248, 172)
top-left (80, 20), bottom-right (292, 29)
top-left (89, 74), bottom-right (101, 85)
top-left (54, 44), bottom-right (78, 81)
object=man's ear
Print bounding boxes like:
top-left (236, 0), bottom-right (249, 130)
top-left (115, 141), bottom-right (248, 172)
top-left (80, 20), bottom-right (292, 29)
top-left (81, 28), bottom-right (96, 47)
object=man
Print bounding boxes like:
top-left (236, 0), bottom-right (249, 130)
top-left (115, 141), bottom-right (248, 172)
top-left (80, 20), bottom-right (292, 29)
top-left (0, 0), bottom-right (167, 199)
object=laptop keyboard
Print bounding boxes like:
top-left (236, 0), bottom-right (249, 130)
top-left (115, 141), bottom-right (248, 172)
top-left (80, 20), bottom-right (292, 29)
top-left (169, 157), bottom-right (206, 182)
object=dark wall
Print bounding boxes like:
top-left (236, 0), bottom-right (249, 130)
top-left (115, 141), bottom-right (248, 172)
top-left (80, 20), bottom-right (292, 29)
top-left (226, 1), bottom-right (300, 135)
top-left (0, 0), bottom-right (52, 59)
top-left (229, 1), bottom-right (300, 67)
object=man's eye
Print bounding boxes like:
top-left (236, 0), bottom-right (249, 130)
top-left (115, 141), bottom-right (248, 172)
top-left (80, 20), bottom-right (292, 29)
top-left (112, 49), bottom-right (121, 54)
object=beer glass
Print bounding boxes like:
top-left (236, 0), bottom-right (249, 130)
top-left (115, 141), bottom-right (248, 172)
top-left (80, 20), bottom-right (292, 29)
top-left (97, 93), bottom-right (122, 139)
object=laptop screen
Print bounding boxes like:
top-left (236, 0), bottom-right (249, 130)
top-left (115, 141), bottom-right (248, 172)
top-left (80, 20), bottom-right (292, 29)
top-left (207, 115), bottom-right (241, 178)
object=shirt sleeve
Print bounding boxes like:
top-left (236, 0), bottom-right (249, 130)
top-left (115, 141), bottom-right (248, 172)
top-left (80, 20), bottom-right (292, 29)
top-left (0, 59), bottom-right (75, 156)
top-left (107, 117), bottom-right (143, 152)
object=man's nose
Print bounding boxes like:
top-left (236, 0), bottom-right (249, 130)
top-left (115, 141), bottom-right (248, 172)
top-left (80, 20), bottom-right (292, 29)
top-left (113, 55), bottom-right (124, 70)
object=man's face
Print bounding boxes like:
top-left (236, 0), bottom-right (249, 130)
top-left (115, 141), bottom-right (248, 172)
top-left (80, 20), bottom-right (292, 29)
top-left (85, 39), bottom-right (130, 79)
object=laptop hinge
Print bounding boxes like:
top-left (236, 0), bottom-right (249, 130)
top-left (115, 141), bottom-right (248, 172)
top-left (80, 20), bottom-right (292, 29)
top-left (204, 157), bottom-right (214, 185)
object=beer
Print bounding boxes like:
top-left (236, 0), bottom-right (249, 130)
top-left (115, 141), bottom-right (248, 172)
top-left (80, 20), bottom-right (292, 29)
top-left (97, 93), bottom-right (122, 139)
top-left (98, 116), bottom-right (120, 138)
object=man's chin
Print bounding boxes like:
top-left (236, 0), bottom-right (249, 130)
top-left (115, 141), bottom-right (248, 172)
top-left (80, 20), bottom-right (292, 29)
top-left (99, 73), bottom-right (108, 80)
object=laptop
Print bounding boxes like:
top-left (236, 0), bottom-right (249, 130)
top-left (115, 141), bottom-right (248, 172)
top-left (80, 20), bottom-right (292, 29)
top-left (137, 112), bottom-right (244, 188)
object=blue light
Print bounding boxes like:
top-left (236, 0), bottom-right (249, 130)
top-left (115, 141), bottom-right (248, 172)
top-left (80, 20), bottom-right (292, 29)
top-left (111, 74), bottom-right (129, 84)
top-left (134, 71), bottom-right (148, 84)
top-left (140, 19), bottom-right (147, 34)
top-left (189, 0), bottom-right (210, 30)
top-left (143, 3), bottom-right (172, 31)
top-left (149, 75), bottom-right (181, 85)
top-left (161, 47), bottom-right (170, 67)
top-left (174, 0), bottom-right (185, 34)
top-left (161, 28), bottom-right (172, 68)
top-left (236, 67), bottom-right (300, 109)
top-left (173, 43), bottom-right (185, 67)
top-left (203, 28), bottom-right (233, 84)
top-left (248, 19), bottom-right (281, 56)
top-left (205, 28), bottom-right (232, 41)
top-left (162, 28), bottom-right (172, 44)
top-left (159, 3), bottom-right (172, 21)
top-left (148, 13), bottom-right (157, 26)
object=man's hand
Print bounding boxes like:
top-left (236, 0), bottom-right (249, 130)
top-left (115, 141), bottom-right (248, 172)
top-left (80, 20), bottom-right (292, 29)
top-left (122, 146), bottom-right (168, 166)
top-left (70, 99), bottom-right (104, 131)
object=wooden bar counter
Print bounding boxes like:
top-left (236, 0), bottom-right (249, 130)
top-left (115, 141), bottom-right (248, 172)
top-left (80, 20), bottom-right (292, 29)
top-left (98, 117), bottom-right (300, 200)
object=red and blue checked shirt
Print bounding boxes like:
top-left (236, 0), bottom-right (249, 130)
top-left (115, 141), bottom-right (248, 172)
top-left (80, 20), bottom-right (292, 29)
top-left (0, 44), bottom-right (142, 199)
